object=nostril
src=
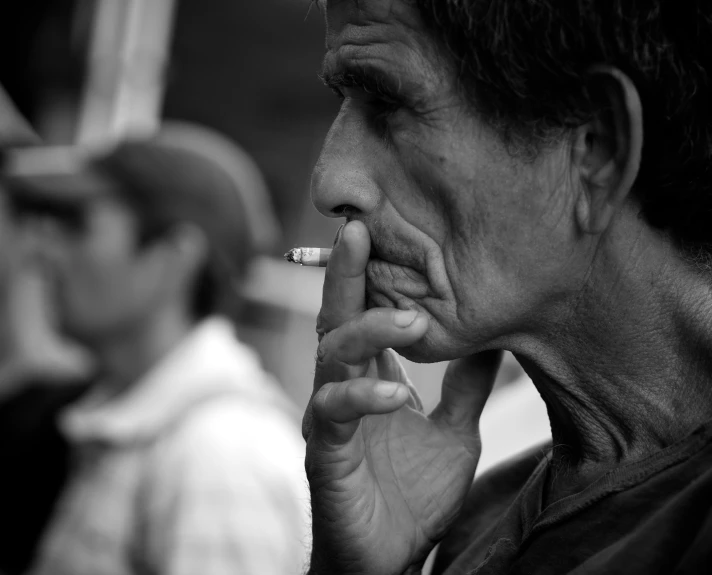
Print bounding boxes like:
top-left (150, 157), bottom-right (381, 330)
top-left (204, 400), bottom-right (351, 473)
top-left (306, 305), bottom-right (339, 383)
top-left (332, 204), bottom-right (358, 218)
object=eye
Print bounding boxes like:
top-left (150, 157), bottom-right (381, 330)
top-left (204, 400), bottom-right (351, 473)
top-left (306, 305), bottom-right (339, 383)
top-left (372, 104), bottom-right (399, 145)
top-left (338, 86), bottom-right (402, 145)
top-left (340, 87), bottom-right (399, 112)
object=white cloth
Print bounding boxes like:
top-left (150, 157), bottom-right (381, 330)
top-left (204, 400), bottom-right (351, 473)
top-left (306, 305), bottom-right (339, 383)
top-left (476, 373), bottom-right (552, 476)
top-left (31, 317), bottom-right (311, 575)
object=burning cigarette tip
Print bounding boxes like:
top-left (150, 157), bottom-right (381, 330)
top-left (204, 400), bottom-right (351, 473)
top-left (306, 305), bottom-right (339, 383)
top-left (284, 247), bottom-right (332, 267)
top-left (283, 249), bottom-right (299, 263)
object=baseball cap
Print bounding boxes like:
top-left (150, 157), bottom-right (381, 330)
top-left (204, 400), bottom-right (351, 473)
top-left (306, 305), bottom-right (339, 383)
top-left (2, 122), bottom-right (280, 281)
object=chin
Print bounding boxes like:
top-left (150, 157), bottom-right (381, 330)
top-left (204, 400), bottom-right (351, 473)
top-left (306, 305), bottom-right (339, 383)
top-left (366, 286), bottom-right (479, 363)
top-left (393, 343), bottom-right (435, 363)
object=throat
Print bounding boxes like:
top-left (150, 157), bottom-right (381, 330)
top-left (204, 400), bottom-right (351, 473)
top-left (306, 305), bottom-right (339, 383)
top-left (519, 348), bottom-right (712, 508)
top-left (94, 310), bottom-right (195, 398)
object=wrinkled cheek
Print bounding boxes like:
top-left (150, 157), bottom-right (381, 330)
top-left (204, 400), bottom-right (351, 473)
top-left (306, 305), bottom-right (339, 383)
top-left (366, 260), bottom-right (433, 304)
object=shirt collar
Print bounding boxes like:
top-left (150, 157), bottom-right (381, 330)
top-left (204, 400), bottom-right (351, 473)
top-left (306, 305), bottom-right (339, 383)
top-left (60, 317), bottom-right (271, 445)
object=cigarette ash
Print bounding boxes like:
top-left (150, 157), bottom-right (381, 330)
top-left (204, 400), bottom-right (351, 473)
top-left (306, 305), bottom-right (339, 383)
top-left (284, 248), bottom-right (302, 264)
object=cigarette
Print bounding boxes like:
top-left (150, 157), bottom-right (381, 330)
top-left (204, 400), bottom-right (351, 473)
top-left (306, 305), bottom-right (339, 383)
top-left (283, 247), bottom-right (332, 267)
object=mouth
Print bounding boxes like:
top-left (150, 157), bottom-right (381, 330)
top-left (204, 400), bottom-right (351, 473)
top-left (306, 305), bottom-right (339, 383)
top-left (353, 221), bottom-right (441, 304)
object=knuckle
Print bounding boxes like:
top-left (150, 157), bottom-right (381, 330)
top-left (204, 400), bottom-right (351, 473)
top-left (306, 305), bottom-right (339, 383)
top-left (343, 381), bottom-right (360, 404)
top-left (315, 311), bottom-right (330, 338)
top-left (301, 405), bottom-right (313, 441)
top-left (304, 448), bottom-right (316, 479)
top-left (304, 445), bottom-right (327, 485)
top-left (315, 331), bottom-right (355, 370)
top-left (312, 383), bottom-right (334, 417)
top-left (315, 337), bottom-right (330, 367)
top-left (333, 337), bottom-right (354, 363)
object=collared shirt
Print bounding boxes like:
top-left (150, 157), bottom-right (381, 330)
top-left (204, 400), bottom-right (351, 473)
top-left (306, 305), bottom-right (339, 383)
top-left (433, 420), bottom-right (712, 574)
top-left (31, 318), bottom-right (311, 575)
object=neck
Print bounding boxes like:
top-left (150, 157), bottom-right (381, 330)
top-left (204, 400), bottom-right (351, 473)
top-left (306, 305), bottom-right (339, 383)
top-left (513, 224), bottom-right (712, 503)
top-left (91, 306), bottom-right (195, 397)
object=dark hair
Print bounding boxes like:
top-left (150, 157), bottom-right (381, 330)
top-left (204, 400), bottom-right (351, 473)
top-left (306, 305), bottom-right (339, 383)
top-left (417, 1), bottom-right (712, 258)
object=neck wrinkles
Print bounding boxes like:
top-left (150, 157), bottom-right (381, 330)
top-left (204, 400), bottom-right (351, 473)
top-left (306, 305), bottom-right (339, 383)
top-left (513, 236), bottom-right (712, 502)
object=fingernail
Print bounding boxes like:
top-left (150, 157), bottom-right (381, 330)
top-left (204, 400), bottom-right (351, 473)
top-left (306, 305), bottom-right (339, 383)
top-left (376, 381), bottom-right (401, 398)
top-left (333, 223), bottom-right (345, 247)
top-left (393, 309), bottom-right (418, 328)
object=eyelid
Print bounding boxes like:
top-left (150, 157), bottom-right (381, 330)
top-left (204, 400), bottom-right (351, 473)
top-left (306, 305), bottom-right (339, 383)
top-left (348, 80), bottom-right (400, 105)
top-left (340, 85), bottom-right (397, 105)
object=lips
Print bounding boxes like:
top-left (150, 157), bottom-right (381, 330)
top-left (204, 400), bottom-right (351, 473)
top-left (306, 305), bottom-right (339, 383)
top-left (356, 222), bottom-right (434, 300)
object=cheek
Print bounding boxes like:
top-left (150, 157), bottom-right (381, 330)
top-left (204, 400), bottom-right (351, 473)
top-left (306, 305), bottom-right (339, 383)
top-left (390, 114), bottom-right (506, 249)
top-left (60, 243), bottom-right (131, 305)
top-left (383, 147), bottom-right (459, 245)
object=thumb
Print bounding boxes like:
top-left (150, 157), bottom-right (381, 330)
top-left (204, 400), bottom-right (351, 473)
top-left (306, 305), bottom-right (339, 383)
top-left (430, 350), bottom-right (503, 437)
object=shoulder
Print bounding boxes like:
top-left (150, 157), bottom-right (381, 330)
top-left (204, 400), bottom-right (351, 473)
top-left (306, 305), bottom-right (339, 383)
top-left (138, 395), bottom-right (310, 542)
top-left (147, 396), bottom-right (306, 488)
top-left (135, 399), bottom-right (311, 575)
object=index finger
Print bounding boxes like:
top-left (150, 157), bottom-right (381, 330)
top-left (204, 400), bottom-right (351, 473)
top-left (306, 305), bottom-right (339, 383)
top-left (316, 220), bottom-right (371, 338)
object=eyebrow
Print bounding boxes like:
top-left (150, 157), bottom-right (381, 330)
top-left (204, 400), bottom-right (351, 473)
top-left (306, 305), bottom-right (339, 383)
top-left (319, 62), bottom-right (414, 106)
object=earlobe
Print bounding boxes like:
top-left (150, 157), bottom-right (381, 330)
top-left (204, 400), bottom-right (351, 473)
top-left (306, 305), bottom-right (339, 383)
top-left (573, 67), bottom-right (644, 235)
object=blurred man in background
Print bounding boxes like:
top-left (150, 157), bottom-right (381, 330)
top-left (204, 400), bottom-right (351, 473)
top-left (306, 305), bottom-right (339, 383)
top-left (0, 84), bottom-right (92, 575)
top-left (4, 123), bottom-right (310, 575)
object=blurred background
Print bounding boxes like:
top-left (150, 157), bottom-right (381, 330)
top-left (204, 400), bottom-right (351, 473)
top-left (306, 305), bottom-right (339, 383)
top-left (0, 2), bottom-right (549, 572)
top-left (1, 0), bottom-right (341, 404)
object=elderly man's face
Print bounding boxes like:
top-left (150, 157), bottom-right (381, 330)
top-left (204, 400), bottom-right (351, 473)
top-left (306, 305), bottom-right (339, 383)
top-left (312, 0), bottom-right (582, 361)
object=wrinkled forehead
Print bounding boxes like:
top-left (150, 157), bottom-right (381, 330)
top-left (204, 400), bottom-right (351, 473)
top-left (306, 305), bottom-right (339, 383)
top-left (323, 0), bottom-right (421, 35)
top-left (321, 0), bottom-right (445, 89)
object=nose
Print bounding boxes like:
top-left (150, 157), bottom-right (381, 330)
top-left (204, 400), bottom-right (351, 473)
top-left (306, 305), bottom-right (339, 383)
top-left (311, 106), bottom-right (382, 219)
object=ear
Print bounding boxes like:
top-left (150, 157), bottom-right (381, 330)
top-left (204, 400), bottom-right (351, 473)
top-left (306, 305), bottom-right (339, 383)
top-left (162, 222), bottom-right (209, 281)
top-left (572, 67), bottom-right (643, 234)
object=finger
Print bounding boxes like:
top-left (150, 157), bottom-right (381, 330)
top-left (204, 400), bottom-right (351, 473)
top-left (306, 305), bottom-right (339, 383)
top-left (304, 346), bottom-right (424, 441)
top-left (302, 350), bottom-right (424, 441)
top-left (302, 401), bottom-right (314, 441)
top-left (375, 349), bottom-right (424, 412)
top-left (430, 350), bottom-right (503, 436)
top-left (316, 220), bottom-right (371, 339)
top-left (315, 308), bottom-right (428, 385)
top-left (308, 378), bottom-right (411, 446)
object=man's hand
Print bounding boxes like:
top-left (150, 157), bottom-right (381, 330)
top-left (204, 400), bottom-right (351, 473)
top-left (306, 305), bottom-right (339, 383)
top-left (303, 221), bottom-right (502, 575)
